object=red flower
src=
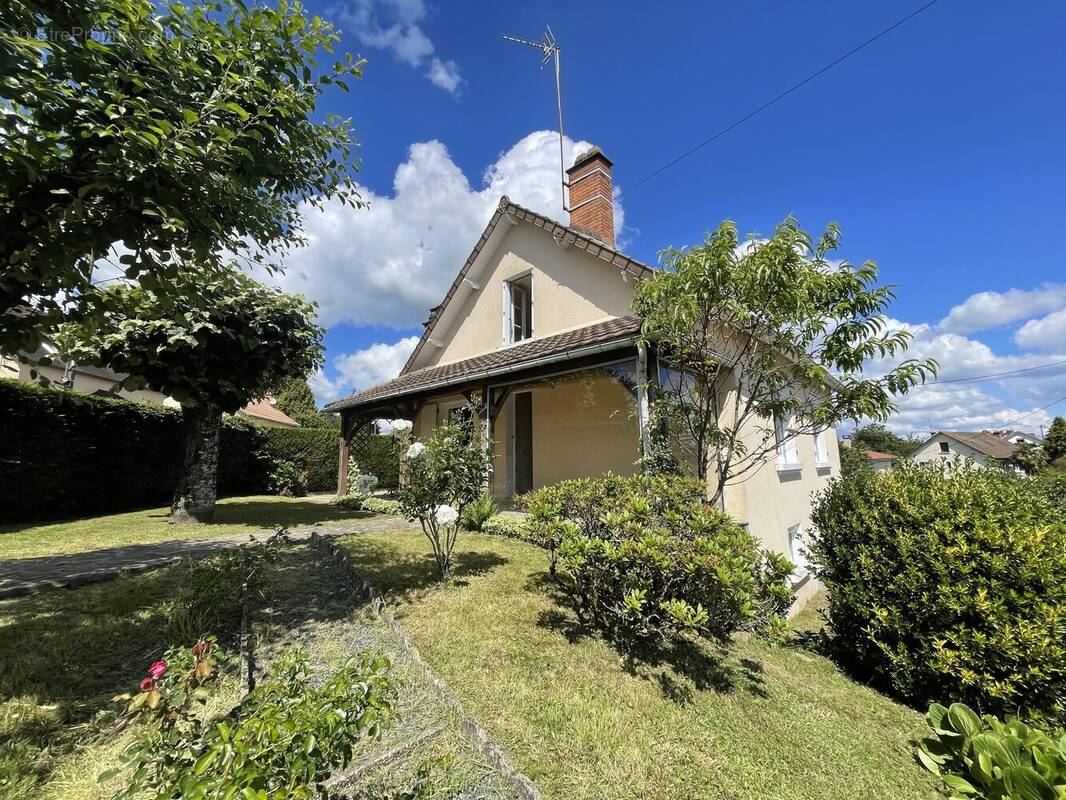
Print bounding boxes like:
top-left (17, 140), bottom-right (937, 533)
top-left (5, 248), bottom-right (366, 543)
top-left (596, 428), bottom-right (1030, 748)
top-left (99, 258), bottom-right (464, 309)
top-left (139, 677), bottom-right (155, 692)
top-left (192, 640), bottom-right (213, 659)
top-left (148, 660), bottom-right (167, 679)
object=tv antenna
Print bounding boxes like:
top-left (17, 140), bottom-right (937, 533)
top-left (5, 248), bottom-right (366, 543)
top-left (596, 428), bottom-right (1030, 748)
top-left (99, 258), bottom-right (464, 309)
top-left (500, 26), bottom-right (569, 213)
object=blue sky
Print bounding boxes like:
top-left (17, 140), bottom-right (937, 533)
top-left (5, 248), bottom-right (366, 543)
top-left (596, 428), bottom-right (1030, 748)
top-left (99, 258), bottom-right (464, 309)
top-left (267, 0), bottom-right (1066, 436)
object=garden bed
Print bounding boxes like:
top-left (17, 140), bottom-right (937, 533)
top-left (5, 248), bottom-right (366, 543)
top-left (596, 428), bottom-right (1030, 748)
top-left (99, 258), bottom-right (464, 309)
top-left (337, 528), bottom-right (941, 800)
top-left (0, 536), bottom-right (519, 799)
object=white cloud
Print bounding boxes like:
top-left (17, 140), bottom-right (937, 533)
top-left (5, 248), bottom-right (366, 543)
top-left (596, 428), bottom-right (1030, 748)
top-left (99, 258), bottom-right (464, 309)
top-left (335, 336), bottom-right (419, 390)
top-left (1015, 308), bottom-right (1066, 352)
top-left (261, 130), bottom-right (625, 330)
top-left (937, 283), bottom-right (1066, 334)
top-left (426, 57), bottom-right (462, 94)
top-left (337, 0), bottom-right (462, 94)
top-left (861, 316), bottom-right (1066, 438)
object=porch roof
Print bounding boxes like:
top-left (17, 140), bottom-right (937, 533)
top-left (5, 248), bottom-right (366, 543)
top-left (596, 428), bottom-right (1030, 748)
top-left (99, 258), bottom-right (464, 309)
top-left (325, 314), bottom-right (642, 414)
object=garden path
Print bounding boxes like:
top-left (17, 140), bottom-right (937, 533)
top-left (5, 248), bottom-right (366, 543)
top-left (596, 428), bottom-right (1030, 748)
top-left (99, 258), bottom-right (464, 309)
top-left (0, 516), bottom-right (411, 598)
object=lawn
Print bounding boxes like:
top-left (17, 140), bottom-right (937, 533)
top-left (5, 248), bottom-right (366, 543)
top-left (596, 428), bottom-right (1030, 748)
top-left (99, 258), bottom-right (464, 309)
top-left (338, 529), bottom-right (941, 800)
top-left (0, 495), bottom-right (377, 560)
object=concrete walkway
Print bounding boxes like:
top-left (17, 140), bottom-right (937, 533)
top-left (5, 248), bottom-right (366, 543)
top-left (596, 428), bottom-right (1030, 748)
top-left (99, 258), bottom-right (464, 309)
top-left (0, 516), bottom-right (412, 599)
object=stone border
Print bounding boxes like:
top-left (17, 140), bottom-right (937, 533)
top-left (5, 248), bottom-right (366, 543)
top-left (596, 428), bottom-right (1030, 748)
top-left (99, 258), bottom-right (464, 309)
top-left (308, 531), bottom-right (542, 800)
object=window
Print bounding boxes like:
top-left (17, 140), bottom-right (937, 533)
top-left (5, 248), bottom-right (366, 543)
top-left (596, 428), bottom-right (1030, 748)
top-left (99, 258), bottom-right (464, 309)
top-left (503, 274), bottom-right (532, 344)
top-left (775, 414), bottom-right (799, 468)
top-left (939, 441), bottom-right (950, 454)
top-left (788, 524), bottom-right (809, 582)
top-left (814, 430), bottom-right (830, 467)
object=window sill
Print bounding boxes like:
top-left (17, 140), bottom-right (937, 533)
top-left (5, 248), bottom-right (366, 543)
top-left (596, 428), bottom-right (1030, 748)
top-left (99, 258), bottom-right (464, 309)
top-left (498, 337), bottom-right (534, 350)
top-left (815, 462), bottom-right (832, 471)
top-left (776, 463), bottom-right (803, 474)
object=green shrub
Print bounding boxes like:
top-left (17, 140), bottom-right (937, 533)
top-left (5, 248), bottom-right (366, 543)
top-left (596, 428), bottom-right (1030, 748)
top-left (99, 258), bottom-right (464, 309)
top-left (362, 497), bottom-right (402, 515)
top-left (114, 647), bottom-right (395, 799)
top-left (460, 495), bottom-right (497, 531)
top-left (810, 461), bottom-right (1066, 724)
top-left (1034, 469), bottom-right (1066, 513)
top-left (917, 702), bottom-right (1066, 799)
top-left (260, 426), bottom-right (339, 493)
top-left (481, 512), bottom-right (530, 540)
top-left (268, 458), bottom-right (308, 497)
top-left (529, 473), bottom-right (793, 646)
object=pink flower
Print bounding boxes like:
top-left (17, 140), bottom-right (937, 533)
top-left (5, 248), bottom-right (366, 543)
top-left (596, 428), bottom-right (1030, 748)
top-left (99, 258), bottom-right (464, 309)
top-left (139, 677), bottom-right (155, 692)
top-left (148, 661), bottom-right (167, 679)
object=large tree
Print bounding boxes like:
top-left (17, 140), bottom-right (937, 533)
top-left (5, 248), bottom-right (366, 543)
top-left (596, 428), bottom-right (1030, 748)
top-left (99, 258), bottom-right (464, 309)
top-left (1, 0), bottom-right (362, 352)
top-left (850, 423), bottom-right (921, 457)
top-left (59, 266), bottom-right (323, 523)
top-left (633, 217), bottom-right (937, 505)
top-left (1045, 416), bottom-right (1066, 464)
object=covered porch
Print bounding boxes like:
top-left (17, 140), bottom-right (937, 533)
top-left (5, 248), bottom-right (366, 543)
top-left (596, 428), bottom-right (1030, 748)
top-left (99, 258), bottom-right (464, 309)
top-left (328, 316), bottom-right (656, 500)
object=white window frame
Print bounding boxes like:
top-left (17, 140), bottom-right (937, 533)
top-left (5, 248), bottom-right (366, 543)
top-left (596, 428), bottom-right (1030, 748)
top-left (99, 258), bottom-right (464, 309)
top-left (775, 413), bottom-right (801, 471)
top-left (788, 524), bottom-right (809, 584)
top-left (502, 273), bottom-right (533, 346)
top-left (814, 429), bottom-right (831, 469)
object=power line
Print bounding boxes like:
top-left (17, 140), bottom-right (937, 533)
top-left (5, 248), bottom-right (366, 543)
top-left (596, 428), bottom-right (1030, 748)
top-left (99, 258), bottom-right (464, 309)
top-left (615, 0), bottom-right (942, 200)
top-left (922, 358), bottom-right (1066, 386)
top-left (996, 394), bottom-right (1066, 428)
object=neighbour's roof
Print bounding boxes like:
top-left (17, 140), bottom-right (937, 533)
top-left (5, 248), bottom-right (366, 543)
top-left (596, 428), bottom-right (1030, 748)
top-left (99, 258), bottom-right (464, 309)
top-left (399, 196), bottom-right (652, 376)
top-left (935, 431), bottom-right (1018, 460)
top-left (240, 399), bottom-right (299, 427)
top-left (865, 450), bottom-right (898, 461)
top-left (325, 314), bottom-right (642, 413)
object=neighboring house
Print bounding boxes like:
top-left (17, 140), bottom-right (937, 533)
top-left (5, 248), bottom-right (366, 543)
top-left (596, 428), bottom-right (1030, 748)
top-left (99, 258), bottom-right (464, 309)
top-left (326, 148), bottom-right (840, 604)
top-left (987, 428), bottom-right (1041, 446)
top-left (238, 398), bottom-right (299, 427)
top-left (911, 431), bottom-right (1019, 470)
top-left (3, 342), bottom-right (296, 425)
top-left (865, 450), bottom-right (898, 472)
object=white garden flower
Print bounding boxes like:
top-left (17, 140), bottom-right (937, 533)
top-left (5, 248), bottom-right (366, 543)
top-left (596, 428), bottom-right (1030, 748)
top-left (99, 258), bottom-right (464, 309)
top-left (435, 504), bottom-right (459, 527)
top-left (390, 419), bottom-right (413, 434)
top-left (405, 442), bottom-right (426, 459)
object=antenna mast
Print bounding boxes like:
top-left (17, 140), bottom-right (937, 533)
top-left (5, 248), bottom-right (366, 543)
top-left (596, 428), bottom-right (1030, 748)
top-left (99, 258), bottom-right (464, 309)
top-left (500, 26), bottom-right (569, 213)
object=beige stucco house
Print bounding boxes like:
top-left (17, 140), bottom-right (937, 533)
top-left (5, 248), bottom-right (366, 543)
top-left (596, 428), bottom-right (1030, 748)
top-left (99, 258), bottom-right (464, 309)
top-left (911, 430), bottom-right (1019, 470)
top-left (326, 149), bottom-right (839, 604)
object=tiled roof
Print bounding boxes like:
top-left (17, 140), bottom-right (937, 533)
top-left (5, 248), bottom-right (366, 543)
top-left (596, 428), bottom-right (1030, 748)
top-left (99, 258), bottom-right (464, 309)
top-left (240, 399), bottom-right (299, 427)
top-left (865, 450), bottom-right (898, 461)
top-left (400, 196), bottom-right (652, 375)
top-left (326, 315), bottom-right (641, 413)
top-left (938, 431), bottom-right (1017, 460)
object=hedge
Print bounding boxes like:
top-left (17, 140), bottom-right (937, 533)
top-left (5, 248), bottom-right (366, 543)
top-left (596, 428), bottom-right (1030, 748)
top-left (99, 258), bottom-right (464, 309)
top-left (0, 379), bottom-right (410, 523)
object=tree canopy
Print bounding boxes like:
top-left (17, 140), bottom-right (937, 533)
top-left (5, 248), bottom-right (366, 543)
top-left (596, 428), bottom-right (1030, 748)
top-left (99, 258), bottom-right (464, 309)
top-left (850, 423), bottom-right (921, 457)
top-left (633, 217), bottom-right (937, 502)
top-left (271, 375), bottom-right (327, 427)
top-left (1045, 416), bottom-right (1066, 465)
top-left (1, 0), bottom-right (363, 351)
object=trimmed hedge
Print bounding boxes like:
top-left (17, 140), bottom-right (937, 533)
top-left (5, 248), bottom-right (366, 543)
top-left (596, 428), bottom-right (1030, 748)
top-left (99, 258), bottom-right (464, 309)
top-left (0, 380), bottom-right (383, 523)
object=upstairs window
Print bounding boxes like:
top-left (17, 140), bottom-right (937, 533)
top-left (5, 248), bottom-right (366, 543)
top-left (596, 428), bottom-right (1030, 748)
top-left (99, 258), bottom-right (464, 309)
top-left (939, 441), bottom-right (950, 454)
top-left (814, 429), bottom-right (830, 467)
top-left (503, 274), bottom-right (532, 344)
top-left (775, 413), bottom-right (800, 469)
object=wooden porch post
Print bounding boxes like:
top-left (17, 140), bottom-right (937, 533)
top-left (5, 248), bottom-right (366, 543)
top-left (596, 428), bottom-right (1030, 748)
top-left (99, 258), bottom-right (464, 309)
top-left (337, 412), bottom-right (351, 495)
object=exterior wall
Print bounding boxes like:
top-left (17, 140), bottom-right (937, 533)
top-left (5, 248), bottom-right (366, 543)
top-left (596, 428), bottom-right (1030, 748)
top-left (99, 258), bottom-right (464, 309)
top-left (410, 369), bottom-right (639, 500)
top-left (911, 435), bottom-right (992, 468)
top-left (869, 459), bottom-right (895, 472)
top-left (425, 223), bottom-right (635, 368)
top-left (2, 357), bottom-right (174, 406)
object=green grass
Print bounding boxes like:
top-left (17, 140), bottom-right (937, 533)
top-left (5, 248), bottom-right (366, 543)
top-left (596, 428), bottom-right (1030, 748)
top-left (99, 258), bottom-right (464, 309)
top-left (338, 529), bottom-right (941, 800)
top-left (0, 495), bottom-right (376, 560)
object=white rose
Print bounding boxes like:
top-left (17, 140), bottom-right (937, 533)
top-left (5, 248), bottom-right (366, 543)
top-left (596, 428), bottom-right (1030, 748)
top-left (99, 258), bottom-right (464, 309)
top-left (390, 419), bottom-right (413, 434)
top-left (435, 504), bottom-right (459, 527)
top-left (405, 442), bottom-right (426, 459)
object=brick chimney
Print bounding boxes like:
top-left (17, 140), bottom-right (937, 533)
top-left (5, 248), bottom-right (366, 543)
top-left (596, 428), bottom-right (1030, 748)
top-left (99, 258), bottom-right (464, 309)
top-left (565, 147), bottom-right (615, 248)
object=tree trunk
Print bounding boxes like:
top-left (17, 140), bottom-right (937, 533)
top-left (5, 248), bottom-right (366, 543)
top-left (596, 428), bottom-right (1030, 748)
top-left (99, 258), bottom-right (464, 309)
top-left (170, 402), bottom-right (221, 524)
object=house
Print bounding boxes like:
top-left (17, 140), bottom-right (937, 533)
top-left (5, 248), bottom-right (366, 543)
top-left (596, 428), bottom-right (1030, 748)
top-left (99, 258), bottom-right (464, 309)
top-left (864, 450), bottom-right (898, 471)
top-left (325, 148), bottom-right (840, 604)
top-left (3, 342), bottom-right (297, 425)
top-left (911, 431), bottom-right (1018, 470)
top-left (986, 428), bottom-right (1041, 446)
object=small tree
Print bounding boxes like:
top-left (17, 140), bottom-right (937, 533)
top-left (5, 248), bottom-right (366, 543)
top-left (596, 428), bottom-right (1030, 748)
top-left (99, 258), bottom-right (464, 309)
top-left (59, 266), bottom-right (323, 523)
top-left (1044, 416), bottom-right (1066, 464)
top-left (632, 217), bottom-right (937, 505)
top-left (397, 419), bottom-right (492, 580)
top-left (2, 0), bottom-right (363, 352)
top-left (1014, 441), bottom-right (1048, 476)
top-left (850, 423), bottom-right (921, 457)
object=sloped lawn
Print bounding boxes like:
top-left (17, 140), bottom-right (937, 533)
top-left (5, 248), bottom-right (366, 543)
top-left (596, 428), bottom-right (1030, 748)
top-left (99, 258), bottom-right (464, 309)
top-left (338, 529), bottom-right (940, 800)
top-left (0, 495), bottom-right (376, 560)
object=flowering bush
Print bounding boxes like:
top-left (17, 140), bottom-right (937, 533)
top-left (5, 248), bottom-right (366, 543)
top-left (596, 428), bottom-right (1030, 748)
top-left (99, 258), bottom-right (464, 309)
top-left (333, 456), bottom-right (378, 509)
top-left (526, 473), bottom-right (794, 646)
top-left (110, 647), bottom-right (395, 800)
top-left (268, 458), bottom-right (308, 497)
top-left (397, 418), bottom-right (492, 579)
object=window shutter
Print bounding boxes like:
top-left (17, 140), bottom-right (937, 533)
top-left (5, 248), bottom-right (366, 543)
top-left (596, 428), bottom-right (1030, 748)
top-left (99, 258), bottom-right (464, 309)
top-left (502, 281), bottom-right (511, 345)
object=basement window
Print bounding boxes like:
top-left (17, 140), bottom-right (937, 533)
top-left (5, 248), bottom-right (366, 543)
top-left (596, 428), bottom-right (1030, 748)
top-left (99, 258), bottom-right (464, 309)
top-left (503, 274), bottom-right (532, 345)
